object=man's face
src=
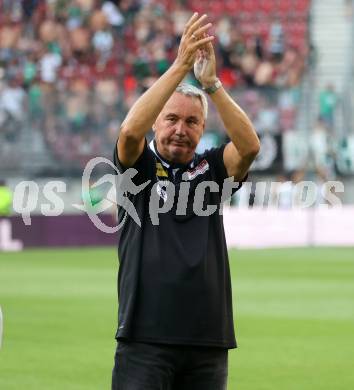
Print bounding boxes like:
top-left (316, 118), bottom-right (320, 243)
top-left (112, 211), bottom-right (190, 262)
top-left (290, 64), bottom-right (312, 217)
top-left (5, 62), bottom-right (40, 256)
top-left (153, 92), bottom-right (205, 164)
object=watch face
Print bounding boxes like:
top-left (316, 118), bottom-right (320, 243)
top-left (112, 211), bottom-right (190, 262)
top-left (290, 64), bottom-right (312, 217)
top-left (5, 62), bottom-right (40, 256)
top-left (204, 80), bottom-right (221, 94)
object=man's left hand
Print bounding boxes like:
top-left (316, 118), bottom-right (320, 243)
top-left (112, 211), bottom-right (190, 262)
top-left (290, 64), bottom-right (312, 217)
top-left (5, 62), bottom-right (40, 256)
top-left (193, 35), bottom-right (218, 88)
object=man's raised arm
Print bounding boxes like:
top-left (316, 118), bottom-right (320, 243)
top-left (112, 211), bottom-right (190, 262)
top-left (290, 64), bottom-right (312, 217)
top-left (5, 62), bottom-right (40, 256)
top-left (194, 40), bottom-right (260, 181)
top-left (117, 13), bottom-right (215, 168)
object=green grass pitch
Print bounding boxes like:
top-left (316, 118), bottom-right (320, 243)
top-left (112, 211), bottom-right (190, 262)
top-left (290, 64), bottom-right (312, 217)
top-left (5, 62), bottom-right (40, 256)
top-left (1, 247), bottom-right (354, 389)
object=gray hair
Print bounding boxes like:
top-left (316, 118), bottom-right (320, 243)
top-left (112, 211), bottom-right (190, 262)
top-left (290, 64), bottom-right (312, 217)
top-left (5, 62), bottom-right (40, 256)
top-left (175, 83), bottom-right (208, 120)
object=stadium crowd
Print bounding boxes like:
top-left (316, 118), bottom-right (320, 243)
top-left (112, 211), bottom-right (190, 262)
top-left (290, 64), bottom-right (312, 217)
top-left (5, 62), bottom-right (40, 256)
top-left (0, 0), bottom-right (310, 169)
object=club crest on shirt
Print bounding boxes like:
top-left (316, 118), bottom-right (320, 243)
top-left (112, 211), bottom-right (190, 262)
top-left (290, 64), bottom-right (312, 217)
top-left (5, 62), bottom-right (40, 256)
top-left (156, 162), bottom-right (168, 178)
top-left (186, 159), bottom-right (209, 180)
top-left (156, 180), bottom-right (170, 202)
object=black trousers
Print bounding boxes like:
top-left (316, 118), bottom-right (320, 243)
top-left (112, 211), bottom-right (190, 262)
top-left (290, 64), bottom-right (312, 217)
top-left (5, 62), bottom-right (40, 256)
top-left (112, 341), bottom-right (228, 390)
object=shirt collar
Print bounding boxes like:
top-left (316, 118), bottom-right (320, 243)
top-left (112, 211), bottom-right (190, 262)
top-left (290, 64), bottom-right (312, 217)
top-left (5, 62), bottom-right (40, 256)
top-left (148, 139), bottom-right (196, 169)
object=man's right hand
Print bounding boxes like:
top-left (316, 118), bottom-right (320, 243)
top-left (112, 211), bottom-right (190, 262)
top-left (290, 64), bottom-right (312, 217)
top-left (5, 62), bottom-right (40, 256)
top-left (174, 13), bottom-right (214, 71)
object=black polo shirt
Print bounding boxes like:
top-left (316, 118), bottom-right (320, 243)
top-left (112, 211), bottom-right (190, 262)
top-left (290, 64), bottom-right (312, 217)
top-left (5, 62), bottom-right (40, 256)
top-left (114, 139), bottom-right (245, 349)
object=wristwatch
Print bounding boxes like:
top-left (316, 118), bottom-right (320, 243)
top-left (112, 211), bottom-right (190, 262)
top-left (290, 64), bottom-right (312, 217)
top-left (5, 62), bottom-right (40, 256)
top-left (203, 79), bottom-right (222, 94)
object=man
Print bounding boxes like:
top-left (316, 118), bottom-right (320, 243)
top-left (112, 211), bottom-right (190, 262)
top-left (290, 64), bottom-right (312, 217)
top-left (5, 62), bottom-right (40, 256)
top-left (112, 13), bottom-right (260, 390)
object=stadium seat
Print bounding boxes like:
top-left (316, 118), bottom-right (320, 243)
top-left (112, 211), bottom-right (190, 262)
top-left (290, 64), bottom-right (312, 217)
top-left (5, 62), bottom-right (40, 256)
top-left (259, 0), bottom-right (275, 14)
top-left (278, 0), bottom-right (293, 14)
top-left (241, 0), bottom-right (259, 14)
top-left (209, 1), bottom-right (225, 16)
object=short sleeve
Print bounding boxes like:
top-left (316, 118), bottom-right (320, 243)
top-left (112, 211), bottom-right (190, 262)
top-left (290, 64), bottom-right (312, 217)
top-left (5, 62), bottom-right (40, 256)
top-left (203, 144), bottom-right (248, 194)
top-left (113, 138), bottom-right (155, 185)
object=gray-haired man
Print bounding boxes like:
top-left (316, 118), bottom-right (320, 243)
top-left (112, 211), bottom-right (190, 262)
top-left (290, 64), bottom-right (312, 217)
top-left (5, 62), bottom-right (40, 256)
top-left (112, 12), bottom-right (260, 390)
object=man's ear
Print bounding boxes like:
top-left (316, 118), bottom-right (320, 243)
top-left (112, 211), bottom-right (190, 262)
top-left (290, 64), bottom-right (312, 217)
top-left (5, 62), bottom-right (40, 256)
top-left (152, 123), bottom-right (156, 132)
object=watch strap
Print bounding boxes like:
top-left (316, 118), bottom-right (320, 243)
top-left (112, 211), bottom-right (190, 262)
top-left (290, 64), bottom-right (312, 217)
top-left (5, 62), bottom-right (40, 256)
top-left (203, 79), bottom-right (222, 94)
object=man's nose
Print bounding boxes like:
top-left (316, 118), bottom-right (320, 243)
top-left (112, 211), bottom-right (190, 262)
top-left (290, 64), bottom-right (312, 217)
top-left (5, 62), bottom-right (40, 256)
top-left (174, 121), bottom-right (186, 135)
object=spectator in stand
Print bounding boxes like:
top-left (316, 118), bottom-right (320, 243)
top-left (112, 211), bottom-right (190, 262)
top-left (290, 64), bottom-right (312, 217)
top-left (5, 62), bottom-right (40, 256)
top-left (240, 42), bottom-right (258, 86)
top-left (255, 98), bottom-right (279, 134)
top-left (319, 83), bottom-right (338, 130)
top-left (0, 75), bottom-right (26, 142)
top-left (309, 118), bottom-right (336, 181)
top-left (101, 0), bottom-right (125, 31)
top-left (275, 47), bottom-right (305, 87)
top-left (65, 77), bottom-right (90, 134)
top-left (0, 13), bottom-right (22, 64)
top-left (254, 56), bottom-right (274, 86)
top-left (90, 9), bottom-right (114, 65)
top-left (269, 18), bottom-right (285, 62)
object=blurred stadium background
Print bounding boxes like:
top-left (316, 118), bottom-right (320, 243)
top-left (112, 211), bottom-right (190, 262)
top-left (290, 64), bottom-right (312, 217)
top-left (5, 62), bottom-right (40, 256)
top-left (0, 0), bottom-right (354, 389)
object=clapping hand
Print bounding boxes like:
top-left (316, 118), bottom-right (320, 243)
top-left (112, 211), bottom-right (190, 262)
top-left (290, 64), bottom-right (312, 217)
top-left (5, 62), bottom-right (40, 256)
top-left (175, 13), bottom-right (214, 71)
top-left (194, 35), bottom-right (218, 89)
